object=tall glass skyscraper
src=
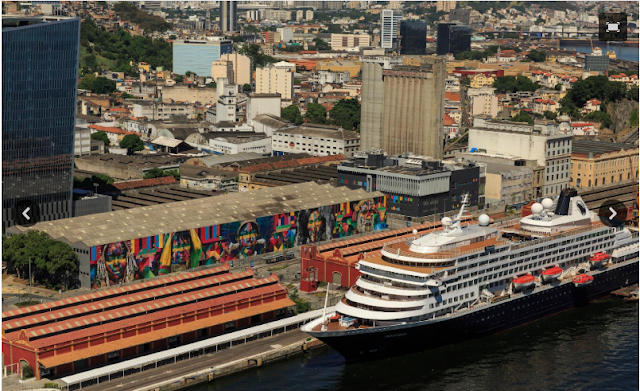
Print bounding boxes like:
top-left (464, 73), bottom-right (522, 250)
top-left (400, 20), bottom-right (427, 55)
top-left (437, 23), bottom-right (471, 55)
top-left (2, 17), bottom-right (80, 231)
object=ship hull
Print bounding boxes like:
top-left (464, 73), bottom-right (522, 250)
top-left (308, 261), bottom-right (638, 362)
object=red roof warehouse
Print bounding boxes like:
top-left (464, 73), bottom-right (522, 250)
top-left (2, 264), bottom-right (294, 379)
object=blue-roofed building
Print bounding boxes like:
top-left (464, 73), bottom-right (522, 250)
top-left (173, 39), bottom-right (233, 77)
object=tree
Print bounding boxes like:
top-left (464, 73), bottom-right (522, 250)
top-left (242, 83), bottom-right (251, 92)
top-left (312, 37), bottom-right (330, 51)
top-left (526, 49), bottom-right (547, 62)
top-left (2, 231), bottom-right (79, 289)
top-left (185, 70), bottom-right (195, 77)
top-left (22, 365), bottom-right (34, 380)
top-left (239, 43), bottom-right (278, 68)
top-left (174, 75), bottom-right (185, 83)
top-left (555, 83), bottom-right (563, 91)
top-left (543, 111), bottom-right (558, 120)
top-left (90, 131), bottom-right (111, 147)
top-left (282, 105), bottom-right (304, 126)
top-left (511, 110), bottom-right (534, 125)
top-left (91, 77), bottom-right (117, 94)
top-left (561, 76), bottom-right (628, 109)
top-left (305, 103), bottom-right (327, 124)
top-left (492, 76), bottom-right (540, 94)
top-left (585, 111), bottom-right (613, 128)
top-left (119, 134), bottom-right (144, 154)
top-left (78, 73), bottom-right (96, 90)
top-left (143, 167), bottom-right (165, 179)
top-left (330, 99), bottom-right (361, 131)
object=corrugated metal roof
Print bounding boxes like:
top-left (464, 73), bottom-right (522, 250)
top-left (10, 184), bottom-right (383, 247)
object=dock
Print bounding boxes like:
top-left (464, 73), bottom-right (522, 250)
top-left (611, 284), bottom-right (639, 299)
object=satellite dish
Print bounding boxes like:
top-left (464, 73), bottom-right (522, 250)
top-left (541, 198), bottom-right (554, 210)
top-left (478, 214), bottom-right (490, 226)
top-left (441, 217), bottom-right (452, 226)
top-left (412, 229), bottom-right (418, 235)
top-left (531, 202), bottom-right (544, 215)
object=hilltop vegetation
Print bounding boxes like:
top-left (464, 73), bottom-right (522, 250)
top-left (80, 19), bottom-right (172, 75)
top-left (112, 1), bottom-right (172, 32)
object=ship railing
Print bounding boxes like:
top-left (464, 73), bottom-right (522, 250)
top-left (351, 287), bottom-right (423, 302)
top-left (382, 244), bottom-right (487, 261)
top-left (507, 223), bottom-right (607, 251)
top-left (358, 275), bottom-right (426, 290)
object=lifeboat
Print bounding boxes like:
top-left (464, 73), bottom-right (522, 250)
top-left (589, 252), bottom-right (610, 268)
top-left (541, 266), bottom-right (563, 283)
top-left (329, 314), bottom-right (341, 322)
top-left (513, 274), bottom-right (535, 291)
top-left (573, 274), bottom-right (594, 287)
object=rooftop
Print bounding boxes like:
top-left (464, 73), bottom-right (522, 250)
top-left (11, 183), bottom-right (383, 247)
top-left (571, 140), bottom-right (638, 157)
top-left (275, 124), bottom-right (359, 140)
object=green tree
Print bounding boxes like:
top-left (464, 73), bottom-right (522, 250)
top-left (526, 49), bottom-right (547, 62)
top-left (330, 99), bottom-right (361, 131)
top-left (174, 74), bottom-right (185, 83)
top-left (78, 73), bottom-right (96, 90)
top-left (90, 131), bottom-right (111, 147)
top-left (143, 167), bottom-right (165, 179)
top-left (585, 111), bottom-right (613, 128)
top-left (555, 83), bottom-right (563, 91)
top-left (512, 110), bottom-right (534, 125)
top-left (242, 83), bottom-right (251, 92)
top-left (561, 76), bottom-right (628, 110)
top-left (305, 103), bottom-right (327, 124)
top-left (239, 43), bottom-right (278, 68)
top-left (492, 76), bottom-right (540, 94)
top-left (119, 134), bottom-right (144, 154)
top-left (91, 77), bottom-right (117, 94)
top-left (22, 365), bottom-right (34, 380)
top-left (91, 173), bottom-right (115, 185)
top-left (2, 231), bottom-right (79, 288)
top-left (282, 105), bottom-right (304, 126)
top-left (543, 111), bottom-right (558, 120)
top-left (311, 37), bottom-right (330, 51)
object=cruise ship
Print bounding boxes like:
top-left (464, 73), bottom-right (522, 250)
top-left (302, 189), bottom-right (639, 361)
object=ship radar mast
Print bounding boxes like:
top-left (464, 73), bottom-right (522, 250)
top-left (443, 193), bottom-right (469, 234)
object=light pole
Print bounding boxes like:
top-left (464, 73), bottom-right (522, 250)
top-left (28, 257), bottom-right (32, 299)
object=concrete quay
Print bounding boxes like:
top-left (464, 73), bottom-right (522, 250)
top-left (66, 330), bottom-right (321, 391)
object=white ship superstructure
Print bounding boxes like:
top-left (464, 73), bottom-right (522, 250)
top-left (305, 189), bottom-right (639, 334)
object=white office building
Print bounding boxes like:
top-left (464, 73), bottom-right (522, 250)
top-left (272, 124), bottom-right (360, 157)
top-left (380, 10), bottom-right (402, 49)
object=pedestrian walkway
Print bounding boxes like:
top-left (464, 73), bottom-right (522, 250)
top-left (60, 307), bottom-right (332, 390)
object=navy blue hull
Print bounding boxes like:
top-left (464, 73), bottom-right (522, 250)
top-left (315, 262), bottom-right (639, 362)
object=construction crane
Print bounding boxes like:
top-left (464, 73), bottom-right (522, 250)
top-left (589, 37), bottom-right (594, 52)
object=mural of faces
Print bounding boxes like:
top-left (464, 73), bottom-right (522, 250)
top-left (90, 197), bottom-right (388, 289)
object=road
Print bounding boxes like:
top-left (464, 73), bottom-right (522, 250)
top-left (622, 127), bottom-right (639, 144)
top-left (76, 330), bottom-right (311, 391)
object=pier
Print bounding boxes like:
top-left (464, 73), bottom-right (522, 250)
top-left (611, 284), bottom-right (639, 299)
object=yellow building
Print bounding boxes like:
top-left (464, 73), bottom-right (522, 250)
top-left (469, 73), bottom-right (495, 88)
top-left (137, 62), bottom-right (150, 73)
top-left (570, 140), bottom-right (639, 189)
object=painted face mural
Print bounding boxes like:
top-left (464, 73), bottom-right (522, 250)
top-left (237, 222), bottom-right (261, 258)
top-left (92, 241), bottom-right (136, 289)
top-left (355, 199), bottom-right (375, 233)
top-left (89, 197), bottom-right (388, 289)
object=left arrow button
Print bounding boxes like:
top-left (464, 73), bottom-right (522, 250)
top-left (15, 201), bottom-right (39, 227)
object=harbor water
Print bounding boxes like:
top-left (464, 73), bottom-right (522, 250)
top-left (190, 298), bottom-right (638, 391)
top-left (560, 44), bottom-right (639, 63)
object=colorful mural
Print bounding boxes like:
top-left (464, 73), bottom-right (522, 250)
top-left (90, 197), bottom-right (387, 288)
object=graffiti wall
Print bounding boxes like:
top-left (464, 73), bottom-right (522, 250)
top-left (90, 196), bottom-right (387, 288)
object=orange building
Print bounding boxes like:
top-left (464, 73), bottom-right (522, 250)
top-left (2, 264), bottom-right (294, 379)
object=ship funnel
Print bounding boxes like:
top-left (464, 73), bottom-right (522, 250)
top-left (554, 188), bottom-right (578, 216)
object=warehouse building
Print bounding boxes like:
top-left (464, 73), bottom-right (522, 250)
top-left (1, 264), bottom-right (294, 380)
top-left (9, 183), bottom-right (387, 289)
